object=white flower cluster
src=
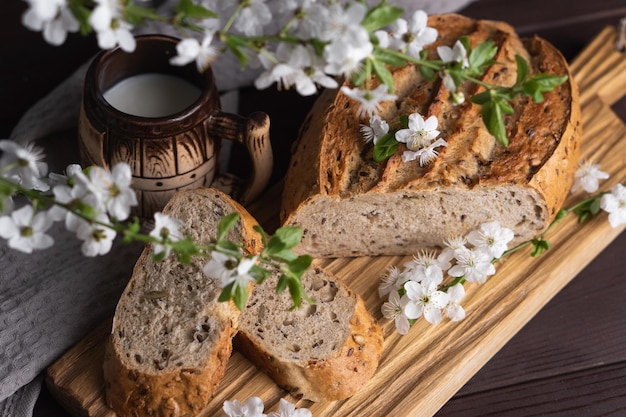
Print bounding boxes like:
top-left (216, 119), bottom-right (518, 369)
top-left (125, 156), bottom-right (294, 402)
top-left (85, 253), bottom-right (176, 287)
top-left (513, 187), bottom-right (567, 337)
top-left (20, 0), bottom-right (445, 116)
top-left (361, 112), bottom-right (448, 166)
top-left (379, 221), bottom-right (514, 334)
top-left (0, 140), bottom-right (260, 295)
top-left (0, 140), bottom-right (137, 256)
top-left (222, 397), bottom-right (311, 417)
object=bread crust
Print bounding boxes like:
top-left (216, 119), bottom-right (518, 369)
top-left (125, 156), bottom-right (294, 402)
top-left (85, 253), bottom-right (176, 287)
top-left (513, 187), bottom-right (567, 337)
top-left (103, 188), bottom-right (262, 417)
top-left (280, 14), bottom-right (581, 257)
top-left (234, 266), bottom-right (384, 402)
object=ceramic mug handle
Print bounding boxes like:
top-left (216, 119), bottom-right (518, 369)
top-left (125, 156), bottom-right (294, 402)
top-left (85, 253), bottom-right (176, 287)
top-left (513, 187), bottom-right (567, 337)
top-left (207, 111), bottom-right (273, 205)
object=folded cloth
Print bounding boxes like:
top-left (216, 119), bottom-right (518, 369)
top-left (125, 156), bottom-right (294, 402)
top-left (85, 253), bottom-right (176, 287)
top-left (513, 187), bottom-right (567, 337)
top-left (1, 0), bottom-right (474, 416)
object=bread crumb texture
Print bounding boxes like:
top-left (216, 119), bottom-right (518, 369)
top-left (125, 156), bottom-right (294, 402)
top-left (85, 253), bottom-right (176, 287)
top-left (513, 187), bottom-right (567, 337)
top-left (236, 265), bottom-right (384, 402)
top-left (104, 188), bottom-right (260, 417)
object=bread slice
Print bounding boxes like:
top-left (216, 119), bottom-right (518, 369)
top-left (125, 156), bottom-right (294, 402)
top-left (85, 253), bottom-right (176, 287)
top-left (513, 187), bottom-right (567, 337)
top-left (234, 262), bottom-right (384, 402)
top-left (103, 188), bottom-right (262, 417)
top-left (280, 14), bottom-right (581, 257)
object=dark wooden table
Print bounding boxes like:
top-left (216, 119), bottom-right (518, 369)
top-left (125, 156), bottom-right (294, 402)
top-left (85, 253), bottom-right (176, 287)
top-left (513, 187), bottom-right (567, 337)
top-left (2, 0), bottom-right (626, 416)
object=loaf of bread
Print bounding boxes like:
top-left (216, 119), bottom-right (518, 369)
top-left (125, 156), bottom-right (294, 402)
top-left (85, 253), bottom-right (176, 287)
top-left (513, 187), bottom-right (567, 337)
top-left (235, 262), bottom-right (384, 402)
top-left (103, 188), bottom-right (262, 417)
top-left (280, 14), bottom-right (581, 257)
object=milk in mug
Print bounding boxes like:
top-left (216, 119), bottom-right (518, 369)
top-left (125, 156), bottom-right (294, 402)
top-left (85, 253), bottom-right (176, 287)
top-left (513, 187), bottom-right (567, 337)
top-left (103, 73), bottom-right (201, 118)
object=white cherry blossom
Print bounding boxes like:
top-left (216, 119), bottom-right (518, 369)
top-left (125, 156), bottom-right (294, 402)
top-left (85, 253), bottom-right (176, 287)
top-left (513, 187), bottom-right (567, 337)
top-left (0, 140), bottom-right (49, 192)
top-left (267, 398), bottom-right (311, 417)
top-left (204, 251), bottom-right (258, 290)
top-left (234, 0), bottom-right (272, 36)
top-left (88, 164), bottom-right (138, 221)
top-left (445, 283), bottom-right (466, 321)
top-left (403, 280), bottom-right (450, 325)
top-left (255, 44), bottom-right (337, 96)
top-left (0, 205), bottom-right (54, 253)
top-left (222, 396), bottom-right (266, 417)
top-left (466, 221), bottom-right (514, 259)
top-left (381, 291), bottom-right (412, 335)
top-left (403, 249), bottom-right (448, 286)
top-left (600, 183), bottom-right (626, 228)
top-left (49, 183), bottom-right (99, 233)
top-left (149, 213), bottom-right (184, 257)
top-left (378, 265), bottom-right (409, 297)
top-left (395, 113), bottom-right (440, 150)
top-left (22, 0), bottom-right (79, 46)
top-left (571, 161), bottom-right (609, 193)
top-left (401, 138), bottom-right (448, 165)
top-left (76, 212), bottom-right (116, 257)
top-left (324, 33), bottom-right (373, 79)
top-left (387, 10), bottom-right (438, 58)
top-left (89, 0), bottom-right (135, 52)
top-left (320, 2), bottom-right (368, 42)
top-left (360, 115), bottom-right (390, 144)
top-left (170, 32), bottom-right (221, 72)
top-left (340, 85), bottom-right (397, 118)
top-left (448, 248), bottom-right (496, 284)
top-left (437, 40), bottom-right (470, 68)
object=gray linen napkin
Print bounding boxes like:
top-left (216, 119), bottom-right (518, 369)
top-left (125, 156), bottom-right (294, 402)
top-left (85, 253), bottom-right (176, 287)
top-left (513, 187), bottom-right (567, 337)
top-left (1, 0), bottom-right (474, 416)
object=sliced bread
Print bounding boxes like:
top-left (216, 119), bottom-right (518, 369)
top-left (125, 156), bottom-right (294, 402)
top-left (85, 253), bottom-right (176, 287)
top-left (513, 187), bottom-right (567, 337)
top-left (103, 188), bottom-right (262, 417)
top-left (235, 262), bottom-right (384, 402)
top-left (280, 14), bottom-right (581, 257)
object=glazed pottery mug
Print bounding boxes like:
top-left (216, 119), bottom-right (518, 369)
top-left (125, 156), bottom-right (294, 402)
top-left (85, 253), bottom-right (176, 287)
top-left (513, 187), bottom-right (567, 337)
top-left (78, 34), bottom-right (273, 218)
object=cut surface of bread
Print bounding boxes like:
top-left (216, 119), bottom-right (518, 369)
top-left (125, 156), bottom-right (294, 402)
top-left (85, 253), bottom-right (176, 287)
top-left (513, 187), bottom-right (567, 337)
top-left (103, 188), bottom-right (262, 417)
top-left (235, 263), bottom-right (384, 402)
top-left (280, 14), bottom-right (581, 257)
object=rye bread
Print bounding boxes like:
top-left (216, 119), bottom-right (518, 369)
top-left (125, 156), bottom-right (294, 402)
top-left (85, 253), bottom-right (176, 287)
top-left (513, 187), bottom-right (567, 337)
top-left (280, 14), bottom-right (581, 257)
top-left (103, 188), bottom-right (262, 417)
top-left (235, 263), bottom-right (384, 402)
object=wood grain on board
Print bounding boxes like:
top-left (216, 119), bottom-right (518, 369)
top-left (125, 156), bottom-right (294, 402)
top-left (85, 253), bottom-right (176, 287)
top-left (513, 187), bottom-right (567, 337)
top-left (46, 26), bottom-right (626, 417)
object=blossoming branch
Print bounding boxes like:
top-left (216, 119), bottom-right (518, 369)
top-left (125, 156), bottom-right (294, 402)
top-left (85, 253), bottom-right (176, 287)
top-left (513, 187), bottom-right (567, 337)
top-left (380, 160), bottom-right (626, 333)
top-left (0, 140), bottom-right (312, 311)
top-left (22, 0), bottom-right (566, 159)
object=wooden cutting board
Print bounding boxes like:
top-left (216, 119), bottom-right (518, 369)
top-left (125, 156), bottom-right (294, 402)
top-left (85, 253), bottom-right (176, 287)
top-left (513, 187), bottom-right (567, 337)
top-left (46, 26), bottom-right (626, 417)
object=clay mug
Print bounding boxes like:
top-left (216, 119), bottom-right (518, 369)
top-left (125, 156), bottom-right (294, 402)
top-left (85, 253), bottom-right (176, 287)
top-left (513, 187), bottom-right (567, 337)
top-left (78, 34), bottom-right (273, 218)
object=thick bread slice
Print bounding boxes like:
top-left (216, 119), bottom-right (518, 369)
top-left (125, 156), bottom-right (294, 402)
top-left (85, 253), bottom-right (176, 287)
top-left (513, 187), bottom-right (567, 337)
top-left (280, 14), bottom-right (581, 257)
top-left (235, 263), bottom-right (384, 402)
top-left (103, 188), bottom-right (262, 417)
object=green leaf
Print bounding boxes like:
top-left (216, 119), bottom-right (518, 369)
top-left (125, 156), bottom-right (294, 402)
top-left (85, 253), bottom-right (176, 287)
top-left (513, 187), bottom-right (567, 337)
top-left (530, 238), bottom-right (550, 257)
top-left (362, 5), bottom-right (404, 32)
top-left (482, 101), bottom-right (509, 147)
top-left (217, 212), bottom-right (240, 242)
top-left (515, 55), bottom-right (529, 86)
top-left (174, 0), bottom-right (217, 19)
top-left (224, 38), bottom-right (249, 69)
top-left (151, 251), bottom-right (167, 262)
top-left (288, 255), bottom-right (313, 276)
top-left (468, 39), bottom-right (497, 70)
top-left (122, 217), bottom-right (141, 243)
top-left (273, 226), bottom-right (304, 249)
top-left (589, 197), bottom-right (601, 215)
top-left (523, 74), bottom-right (568, 102)
top-left (287, 278), bottom-right (304, 309)
top-left (233, 284), bottom-right (249, 311)
top-left (371, 58), bottom-right (395, 93)
top-left (276, 274), bottom-right (289, 294)
top-left (249, 265), bottom-right (271, 284)
top-left (218, 283), bottom-right (235, 303)
top-left (470, 90), bottom-right (492, 105)
top-left (373, 132), bottom-right (399, 162)
top-left (419, 65), bottom-right (436, 81)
